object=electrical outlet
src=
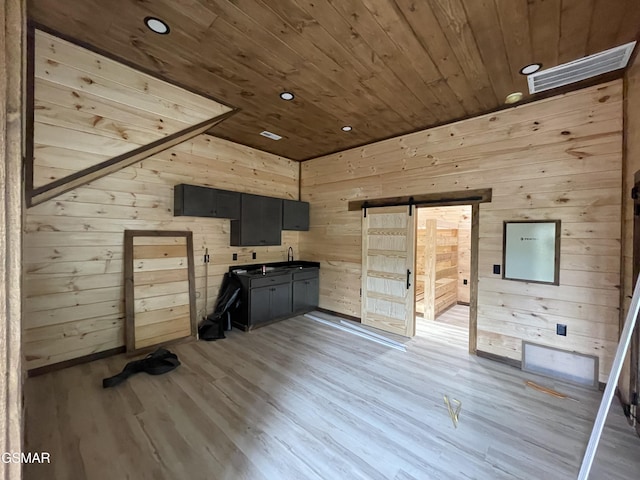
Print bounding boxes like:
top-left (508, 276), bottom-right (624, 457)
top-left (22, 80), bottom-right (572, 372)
top-left (556, 324), bottom-right (567, 336)
top-left (463, 279), bottom-right (468, 285)
top-left (232, 253), bottom-right (237, 261)
top-left (252, 252), bottom-right (257, 259)
top-left (493, 264), bottom-right (501, 275)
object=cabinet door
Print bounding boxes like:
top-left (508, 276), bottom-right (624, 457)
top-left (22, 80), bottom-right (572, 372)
top-left (293, 277), bottom-right (319, 312)
top-left (231, 194), bottom-right (282, 246)
top-left (292, 280), bottom-right (307, 312)
top-left (249, 286), bottom-right (272, 327)
top-left (305, 276), bottom-right (319, 309)
top-left (213, 189), bottom-right (240, 219)
top-left (174, 184), bottom-right (214, 216)
top-left (260, 196), bottom-right (283, 245)
top-left (282, 199), bottom-right (310, 231)
top-left (270, 283), bottom-right (292, 319)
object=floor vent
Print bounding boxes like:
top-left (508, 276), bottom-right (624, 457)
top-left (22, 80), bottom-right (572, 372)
top-left (522, 341), bottom-right (598, 388)
top-left (527, 42), bottom-right (636, 94)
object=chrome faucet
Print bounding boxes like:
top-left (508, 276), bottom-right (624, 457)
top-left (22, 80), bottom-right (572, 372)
top-left (287, 246), bottom-right (294, 262)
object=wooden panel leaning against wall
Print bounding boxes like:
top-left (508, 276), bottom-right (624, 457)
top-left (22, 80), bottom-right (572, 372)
top-left (31, 30), bottom-right (230, 190)
top-left (23, 134), bottom-right (299, 371)
top-left (300, 81), bottom-right (623, 382)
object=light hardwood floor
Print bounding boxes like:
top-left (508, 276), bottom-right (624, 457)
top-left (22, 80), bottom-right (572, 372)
top-left (24, 312), bottom-right (640, 480)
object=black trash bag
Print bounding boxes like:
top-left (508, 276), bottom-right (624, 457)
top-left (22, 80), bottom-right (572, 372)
top-left (199, 273), bottom-right (242, 341)
top-left (102, 348), bottom-right (180, 388)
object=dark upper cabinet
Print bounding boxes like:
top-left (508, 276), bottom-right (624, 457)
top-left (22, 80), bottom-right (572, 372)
top-left (230, 193), bottom-right (282, 246)
top-left (174, 184), bottom-right (240, 219)
top-left (282, 199), bottom-right (309, 231)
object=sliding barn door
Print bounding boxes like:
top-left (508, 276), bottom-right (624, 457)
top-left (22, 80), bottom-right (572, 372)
top-left (362, 206), bottom-right (417, 337)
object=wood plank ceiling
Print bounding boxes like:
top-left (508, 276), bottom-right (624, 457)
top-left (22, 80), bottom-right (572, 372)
top-left (28, 0), bottom-right (640, 161)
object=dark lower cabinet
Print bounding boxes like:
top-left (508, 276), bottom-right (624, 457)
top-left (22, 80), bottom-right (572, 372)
top-left (292, 271), bottom-right (319, 312)
top-left (249, 283), bottom-right (291, 328)
top-left (233, 266), bottom-right (319, 330)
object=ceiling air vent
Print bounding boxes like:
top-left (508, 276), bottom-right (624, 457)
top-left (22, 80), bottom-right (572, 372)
top-left (260, 130), bottom-right (282, 141)
top-left (527, 41), bottom-right (636, 94)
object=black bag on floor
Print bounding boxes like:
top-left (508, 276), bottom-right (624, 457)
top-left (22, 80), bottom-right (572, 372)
top-left (102, 348), bottom-right (180, 388)
top-left (198, 273), bottom-right (242, 341)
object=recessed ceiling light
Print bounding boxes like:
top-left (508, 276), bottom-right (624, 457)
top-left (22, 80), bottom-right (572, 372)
top-left (505, 92), bottom-right (524, 104)
top-left (280, 91), bottom-right (294, 101)
top-left (341, 125), bottom-right (352, 132)
top-left (520, 63), bottom-right (542, 75)
top-left (144, 16), bottom-right (170, 35)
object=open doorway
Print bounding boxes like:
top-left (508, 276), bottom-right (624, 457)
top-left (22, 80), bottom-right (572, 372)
top-left (415, 205), bottom-right (472, 344)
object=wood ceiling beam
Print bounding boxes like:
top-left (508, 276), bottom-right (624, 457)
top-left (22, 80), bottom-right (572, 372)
top-left (27, 109), bottom-right (238, 207)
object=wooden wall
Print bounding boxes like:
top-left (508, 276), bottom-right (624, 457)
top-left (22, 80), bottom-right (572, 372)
top-left (300, 81), bottom-right (623, 381)
top-left (1, 0), bottom-right (24, 477)
top-left (419, 206), bottom-right (471, 303)
top-left (32, 30), bottom-right (230, 189)
top-left (24, 134), bottom-right (299, 370)
top-left (620, 60), bottom-right (640, 402)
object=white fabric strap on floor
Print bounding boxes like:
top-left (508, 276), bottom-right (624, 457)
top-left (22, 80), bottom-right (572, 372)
top-left (338, 320), bottom-right (406, 348)
top-left (304, 313), bottom-right (406, 352)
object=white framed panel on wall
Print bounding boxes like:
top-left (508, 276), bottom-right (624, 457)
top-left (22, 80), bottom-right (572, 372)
top-left (502, 220), bottom-right (561, 285)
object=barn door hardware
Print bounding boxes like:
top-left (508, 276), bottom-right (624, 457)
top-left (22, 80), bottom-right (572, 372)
top-left (406, 269), bottom-right (412, 289)
top-left (363, 201), bottom-right (369, 218)
top-left (408, 197), bottom-right (414, 216)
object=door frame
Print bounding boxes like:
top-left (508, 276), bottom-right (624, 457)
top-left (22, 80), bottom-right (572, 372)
top-left (414, 203), bottom-right (479, 354)
top-left (354, 189), bottom-right (490, 355)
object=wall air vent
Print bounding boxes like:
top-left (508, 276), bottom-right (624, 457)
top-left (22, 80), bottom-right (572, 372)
top-left (527, 41), bottom-right (636, 94)
top-left (260, 130), bottom-right (282, 141)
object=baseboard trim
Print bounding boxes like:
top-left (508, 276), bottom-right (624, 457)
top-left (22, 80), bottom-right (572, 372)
top-left (28, 346), bottom-right (126, 377)
top-left (315, 307), bottom-right (361, 323)
top-left (457, 301), bottom-right (470, 306)
top-left (476, 349), bottom-right (522, 369)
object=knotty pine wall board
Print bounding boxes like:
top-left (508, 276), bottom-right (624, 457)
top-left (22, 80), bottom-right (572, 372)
top-left (300, 81), bottom-right (623, 381)
top-left (31, 29), bottom-right (230, 190)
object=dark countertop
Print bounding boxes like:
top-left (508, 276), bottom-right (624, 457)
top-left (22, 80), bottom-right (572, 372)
top-left (229, 260), bottom-right (320, 277)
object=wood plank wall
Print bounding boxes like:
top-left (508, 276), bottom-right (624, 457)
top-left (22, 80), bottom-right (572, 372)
top-left (1, 0), bottom-right (24, 477)
top-left (419, 206), bottom-right (472, 303)
top-left (32, 30), bottom-right (230, 189)
top-left (300, 81), bottom-right (623, 381)
top-left (24, 134), bottom-right (299, 370)
top-left (620, 60), bottom-right (640, 402)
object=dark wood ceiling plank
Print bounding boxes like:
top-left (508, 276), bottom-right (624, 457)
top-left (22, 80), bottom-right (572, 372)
top-left (615, 0), bottom-right (640, 46)
top-left (261, 0), bottom-right (415, 134)
top-left (360, 0), bottom-right (465, 122)
top-left (209, 0), bottom-right (402, 138)
top-left (321, 0), bottom-right (440, 125)
top-left (393, 0), bottom-right (483, 116)
top-left (210, 111), bottom-right (367, 161)
top-left (527, 0), bottom-right (562, 71)
top-left (586, 0), bottom-right (627, 54)
top-left (460, 0), bottom-right (515, 102)
top-left (493, 0), bottom-right (534, 97)
top-left (428, 0), bottom-right (498, 110)
top-left (289, 0), bottom-right (430, 127)
top-left (558, 0), bottom-right (595, 64)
